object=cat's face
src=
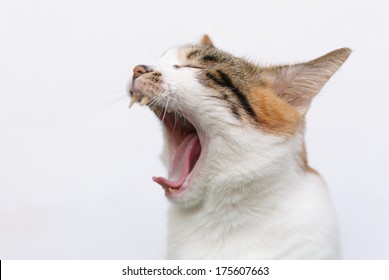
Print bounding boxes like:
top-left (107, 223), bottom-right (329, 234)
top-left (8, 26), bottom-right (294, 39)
top-left (130, 35), bottom-right (350, 207)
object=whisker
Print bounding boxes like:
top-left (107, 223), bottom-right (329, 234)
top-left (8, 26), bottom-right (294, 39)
top-left (104, 95), bottom-right (128, 107)
top-left (157, 107), bottom-right (164, 119)
top-left (161, 98), bottom-right (170, 124)
top-left (173, 102), bottom-right (178, 133)
top-left (212, 0), bottom-right (234, 36)
top-left (148, 96), bottom-right (162, 108)
top-left (94, 89), bottom-right (127, 98)
top-left (133, 35), bottom-right (162, 69)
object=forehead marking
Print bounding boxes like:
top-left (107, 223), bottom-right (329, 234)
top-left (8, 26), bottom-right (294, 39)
top-left (201, 54), bottom-right (219, 62)
top-left (187, 50), bottom-right (200, 59)
top-left (206, 69), bottom-right (257, 121)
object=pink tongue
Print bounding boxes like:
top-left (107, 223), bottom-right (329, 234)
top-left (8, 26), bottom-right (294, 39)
top-left (153, 134), bottom-right (201, 189)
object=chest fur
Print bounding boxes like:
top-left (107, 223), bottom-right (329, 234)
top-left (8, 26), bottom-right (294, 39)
top-left (167, 173), bottom-right (340, 259)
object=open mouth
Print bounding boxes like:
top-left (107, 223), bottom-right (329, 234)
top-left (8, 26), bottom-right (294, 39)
top-left (130, 96), bottom-right (202, 197)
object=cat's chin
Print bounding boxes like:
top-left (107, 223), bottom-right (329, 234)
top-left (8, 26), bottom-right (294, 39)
top-left (145, 106), bottom-right (203, 200)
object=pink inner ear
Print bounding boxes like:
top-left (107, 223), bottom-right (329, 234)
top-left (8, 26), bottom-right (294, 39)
top-left (290, 95), bottom-right (314, 115)
top-left (201, 34), bottom-right (214, 47)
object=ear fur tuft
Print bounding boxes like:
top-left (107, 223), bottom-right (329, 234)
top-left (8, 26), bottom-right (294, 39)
top-left (263, 48), bottom-right (351, 115)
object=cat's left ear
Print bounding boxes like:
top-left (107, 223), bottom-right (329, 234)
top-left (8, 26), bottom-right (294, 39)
top-left (200, 34), bottom-right (215, 47)
top-left (263, 48), bottom-right (351, 115)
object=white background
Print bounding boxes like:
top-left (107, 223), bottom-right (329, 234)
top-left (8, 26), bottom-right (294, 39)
top-left (0, 0), bottom-right (388, 259)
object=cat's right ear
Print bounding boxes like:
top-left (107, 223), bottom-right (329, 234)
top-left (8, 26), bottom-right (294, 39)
top-left (200, 34), bottom-right (215, 47)
top-left (263, 48), bottom-right (351, 115)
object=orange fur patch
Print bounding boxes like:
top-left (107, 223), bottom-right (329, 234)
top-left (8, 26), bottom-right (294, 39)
top-left (248, 87), bottom-right (301, 135)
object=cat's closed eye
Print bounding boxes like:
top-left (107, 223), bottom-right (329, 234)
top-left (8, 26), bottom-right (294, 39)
top-left (173, 64), bottom-right (204, 70)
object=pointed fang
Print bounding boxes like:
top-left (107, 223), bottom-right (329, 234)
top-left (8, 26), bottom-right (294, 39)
top-left (129, 96), bottom-right (138, 109)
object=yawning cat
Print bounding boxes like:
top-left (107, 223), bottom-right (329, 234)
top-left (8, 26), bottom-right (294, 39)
top-left (129, 35), bottom-right (350, 259)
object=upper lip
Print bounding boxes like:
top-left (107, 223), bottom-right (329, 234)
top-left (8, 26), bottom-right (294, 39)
top-left (129, 88), bottom-right (186, 118)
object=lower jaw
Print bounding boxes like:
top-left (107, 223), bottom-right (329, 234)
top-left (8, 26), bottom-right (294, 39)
top-left (164, 182), bottom-right (186, 198)
top-left (168, 135), bottom-right (210, 200)
top-left (162, 163), bottom-right (195, 198)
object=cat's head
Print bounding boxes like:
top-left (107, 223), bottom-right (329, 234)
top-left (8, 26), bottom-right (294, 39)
top-left (129, 35), bottom-right (350, 208)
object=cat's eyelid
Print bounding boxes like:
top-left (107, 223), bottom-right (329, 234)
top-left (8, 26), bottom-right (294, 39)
top-left (174, 64), bottom-right (203, 70)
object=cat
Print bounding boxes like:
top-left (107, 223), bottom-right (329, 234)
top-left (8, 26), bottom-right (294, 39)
top-left (129, 35), bottom-right (351, 259)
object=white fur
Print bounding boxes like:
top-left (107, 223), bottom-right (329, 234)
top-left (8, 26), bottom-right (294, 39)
top-left (154, 48), bottom-right (340, 259)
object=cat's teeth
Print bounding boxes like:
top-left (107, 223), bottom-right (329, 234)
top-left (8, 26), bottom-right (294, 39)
top-left (167, 107), bottom-right (173, 113)
top-left (169, 188), bottom-right (178, 194)
top-left (140, 97), bottom-right (150, 106)
top-left (129, 96), bottom-right (138, 109)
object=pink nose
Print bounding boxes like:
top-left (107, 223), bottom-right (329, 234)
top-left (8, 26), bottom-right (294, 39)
top-left (133, 64), bottom-right (150, 80)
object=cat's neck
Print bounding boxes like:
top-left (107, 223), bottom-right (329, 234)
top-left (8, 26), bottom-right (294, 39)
top-left (209, 157), bottom-right (304, 206)
top-left (173, 147), bottom-right (310, 221)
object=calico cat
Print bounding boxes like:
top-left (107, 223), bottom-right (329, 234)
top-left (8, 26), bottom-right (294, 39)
top-left (129, 35), bottom-right (350, 259)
